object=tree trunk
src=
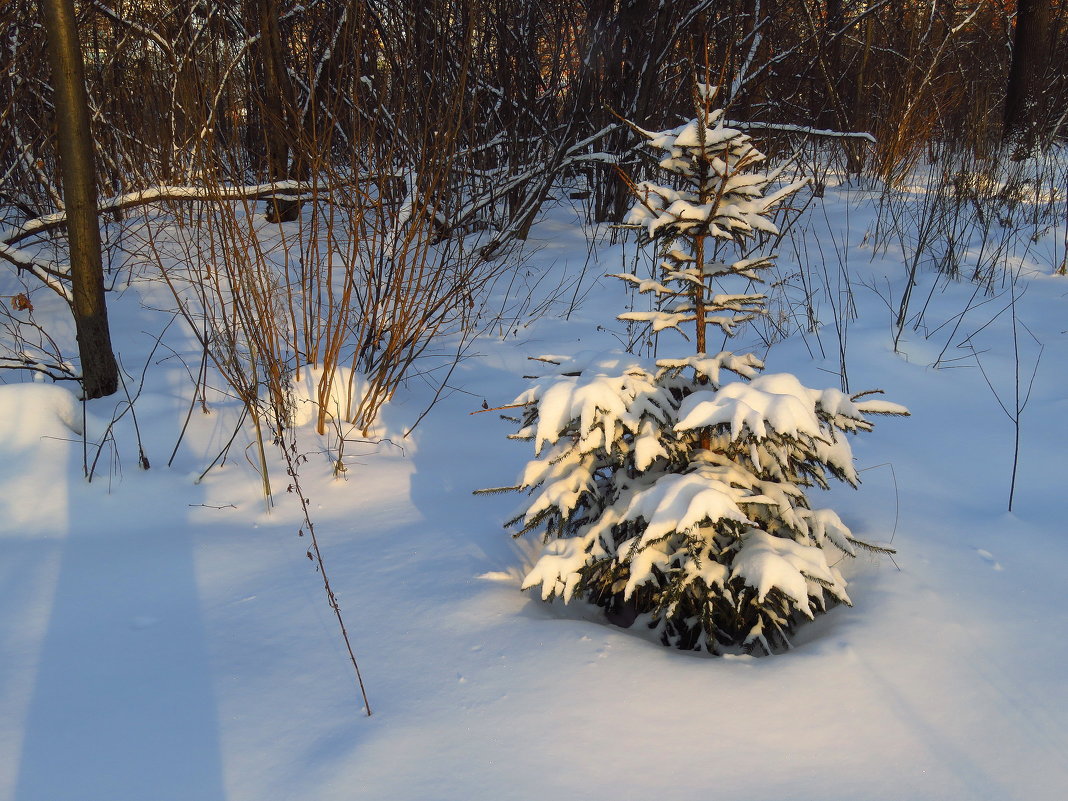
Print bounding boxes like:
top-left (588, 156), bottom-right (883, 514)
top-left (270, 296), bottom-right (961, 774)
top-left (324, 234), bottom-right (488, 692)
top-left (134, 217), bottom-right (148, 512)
top-left (40, 0), bottom-right (118, 399)
top-left (254, 0), bottom-right (303, 222)
top-left (1004, 0), bottom-right (1054, 150)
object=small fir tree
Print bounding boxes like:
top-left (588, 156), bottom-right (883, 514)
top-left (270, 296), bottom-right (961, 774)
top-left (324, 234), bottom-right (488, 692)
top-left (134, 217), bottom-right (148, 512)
top-left (482, 86), bottom-right (907, 654)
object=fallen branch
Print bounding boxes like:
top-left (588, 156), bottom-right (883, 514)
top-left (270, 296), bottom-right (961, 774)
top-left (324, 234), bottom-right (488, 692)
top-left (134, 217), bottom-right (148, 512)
top-left (725, 121), bottom-right (877, 143)
top-left (2, 180), bottom-right (309, 247)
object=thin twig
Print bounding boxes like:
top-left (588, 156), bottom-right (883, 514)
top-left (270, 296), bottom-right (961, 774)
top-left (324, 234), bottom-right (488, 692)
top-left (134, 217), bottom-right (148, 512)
top-left (279, 437), bottom-right (372, 716)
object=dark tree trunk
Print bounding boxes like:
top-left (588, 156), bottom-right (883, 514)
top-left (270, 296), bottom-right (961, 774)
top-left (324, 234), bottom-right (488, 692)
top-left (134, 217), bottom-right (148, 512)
top-left (40, 0), bottom-right (118, 399)
top-left (254, 0), bottom-right (303, 222)
top-left (1004, 0), bottom-right (1054, 149)
top-left (575, 0), bottom-right (684, 223)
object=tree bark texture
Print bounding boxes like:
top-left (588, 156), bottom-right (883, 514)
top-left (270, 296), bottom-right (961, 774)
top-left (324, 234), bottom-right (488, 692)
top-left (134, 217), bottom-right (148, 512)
top-left (40, 0), bottom-right (119, 399)
top-left (1004, 0), bottom-right (1054, 148)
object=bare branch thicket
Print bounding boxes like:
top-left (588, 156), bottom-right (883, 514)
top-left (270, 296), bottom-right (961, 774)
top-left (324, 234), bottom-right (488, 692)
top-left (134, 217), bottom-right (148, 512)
top-left (3, 0), bottom-right (1067, 400)
top-left (97, 1), bottom-right (502, 459)
top-left (4, 1), bottom-right (1065, 220)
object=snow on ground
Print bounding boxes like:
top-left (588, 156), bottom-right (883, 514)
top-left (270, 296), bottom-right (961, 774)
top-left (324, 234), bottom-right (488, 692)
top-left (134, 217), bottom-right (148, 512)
top-left (2, 181), bottom-right (1068, 801)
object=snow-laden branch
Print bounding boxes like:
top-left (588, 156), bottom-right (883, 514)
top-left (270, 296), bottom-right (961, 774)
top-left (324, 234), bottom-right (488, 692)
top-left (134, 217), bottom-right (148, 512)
top-left (444, 124), bottom-right (622, 252)
top-left (88, 0), bottom-right (174, 60)
top-left (0, 242), bottom-right (73, 302)
top-left (1, 181), bottom-right (306, 247)
top-left (1, 181), bottom-right (316, 301)
top-left (730, 0), bottom-right (765, 99)
top-left (0, 354), bottom-right (79, 381)
top-left (726, 121), bottom-right (877, 143)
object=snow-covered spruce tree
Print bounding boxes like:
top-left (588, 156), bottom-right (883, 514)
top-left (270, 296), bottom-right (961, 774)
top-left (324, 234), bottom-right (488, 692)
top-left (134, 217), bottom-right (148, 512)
top-left (482, 86), bottom-right (908, 654)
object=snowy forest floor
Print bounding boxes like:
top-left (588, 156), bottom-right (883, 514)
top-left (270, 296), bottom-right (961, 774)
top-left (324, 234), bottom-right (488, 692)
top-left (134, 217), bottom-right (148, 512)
top-left (2, 176), bottom-right (1068, 801)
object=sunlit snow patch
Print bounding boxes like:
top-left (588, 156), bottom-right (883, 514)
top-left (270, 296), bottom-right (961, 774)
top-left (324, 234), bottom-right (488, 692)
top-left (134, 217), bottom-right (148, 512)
top-left (288, 364), bottom-right (371, 429)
